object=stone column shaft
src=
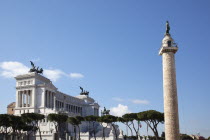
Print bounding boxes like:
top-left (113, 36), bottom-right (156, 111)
top-left (162, 52), bottom-right (179, 140)
top-left (18, 91), bottom-right (20, 107)
top-left (20, 92), bottom-right (22, 107)
top-left (45, 90), bottom-right (47, 107)
top-left (29, 90), bottom-right (31, 107)
top-left (26, 90), bottom-right (28, 107)
top-left (22, 92), bottom-right (24, 107)
top-left (54, 93), bottom-right (56, 110)
top-left (32, 88), bottom-right (36, 107)
top-left (48, 91), bottom-right (50, 108)
top-left (50, 92), bottom-right (52, 108)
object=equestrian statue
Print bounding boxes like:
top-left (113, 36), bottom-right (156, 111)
top-left (101, 107), bottom-right (110, 116)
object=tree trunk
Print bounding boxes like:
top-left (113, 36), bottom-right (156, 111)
top-left (74, 126), bottom-right (77, 140)
top-left (112, 124), bottom-right (118, 140)
top-left (148, 125), bottom-right (159, 140)
top-left (132, 122), bottom-right (138, 138)
top-left (154, 129), bottom-right (159, 140)
top-left (27, 132), bottom-right (30, 140)
top-left (137, 121), bottom-right (141, 140)
top-left (78, 125), bottom-right (81, 140)
top-left (12, 129), bottom-right (16, 140)
top-left (102, 127), bottom-right (105, 140)
top-left (55, 124), bottom-right (59, 140)
top-left (93, 122), bottom-right (96, 140)
top-left (126, 124), bottom-right (133, 136)
top-left (88, 122), bottom-right (90, 140)
top-left (5, 128), bottom-right (8, 140)
top-left (38, 127), bottom-right (42, 140)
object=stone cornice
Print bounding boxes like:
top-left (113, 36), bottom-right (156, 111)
top-left (15, 72), bottom-right (51, 83)
top-left (159, 46), bottom-right (178, 55)
top-left (16, 85), bottom-right (36, 90)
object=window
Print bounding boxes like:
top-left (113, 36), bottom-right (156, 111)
top-left (19, 82), bottom-right (23, 86)
top-left (167, 41), bottom-right (172, 47)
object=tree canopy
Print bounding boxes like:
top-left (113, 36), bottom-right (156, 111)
top-left (122, 113), bottom-right (141, 138)
top-left (21, 113), bottom-right (45, 140)
top-left (137, 110), bottom-right (164, 140)
top-left (48, 113), bottom-right (68, 139)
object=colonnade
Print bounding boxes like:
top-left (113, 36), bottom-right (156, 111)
top-left (18, 90), bottom-right (31, 107)
top-left (54, 100), bottom-right (83, 115)
top-left (45, 90), bottom-right (55, 108)
top-left (94, 108), bottom-right (99, 116)
top-left (65, 103), bottom-right (82, 114)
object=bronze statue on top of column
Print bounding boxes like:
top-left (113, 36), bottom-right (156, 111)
top-left (165, 21), bottom-right (170, 35)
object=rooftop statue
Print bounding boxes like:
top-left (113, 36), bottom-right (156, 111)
top-left (101, 107), bottom-right (110, 116)
top-left (165, 21), bottom-right (170, 35)
top-left (29, 61), bottom-right (43, 74)
top-left (79, 86), bottom-right (84, 92)
top-left (79, 86), bottom-right (89, 96)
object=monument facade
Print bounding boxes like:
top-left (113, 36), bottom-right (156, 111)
top-left (14, 72), bottom-right (100, 117)
top-left (14, 70), bottom-right (101, 139)
top-left (13, 63), bottom-right (122, 140)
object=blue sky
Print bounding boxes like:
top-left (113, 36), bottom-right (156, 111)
top-left (0, 0), bottom-right (210, 137)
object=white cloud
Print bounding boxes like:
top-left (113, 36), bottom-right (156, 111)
top-left (110, 104), bottom-right (131, 117)
top-left (112, 97), bottom-right (124, 102)
top-left (131, 99), bottom-right (149, 105)
top-left (0, 61), bottom-right (84, 82)
top-left (43, 69), bottom-right (65, 82)
top-left (69, 73), bottom-right (84, 78)
top-left (0, 61), bottom-right (29, 78)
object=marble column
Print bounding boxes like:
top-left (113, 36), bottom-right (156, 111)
top-left (52, 92), bottom-right (54, 109)
top-left (49, 91), bottom-right (51, 108)
top-left (50, 92), bottom-right (52, 108)
top-left (19, 91), bottom-right (21, 107)
top-left (26, 90), bottom-right (28, 107)
top-left (18, 91), bottom-right (20, 107)
top-left (29, 90), bottom-right (31, 107)
top-left (22, 91), bottom-right (24, 107)
top-left (45, 90), bottom-right (47, 107)
top-left (20, 91), bottom-right (23, 107)
top-left (28, 90), bottom-right (30, 107)
top-left (48, 91), bottom-right (51, 108)
top-left (53, 93), bottom-right (56, 110)
top-left (47, 90), bottom-right (49, 108)
top-left (32, 88), bottom-right (36, 108)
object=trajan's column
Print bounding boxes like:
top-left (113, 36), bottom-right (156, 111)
top-left (159, 21), bottom-right (180, 140)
